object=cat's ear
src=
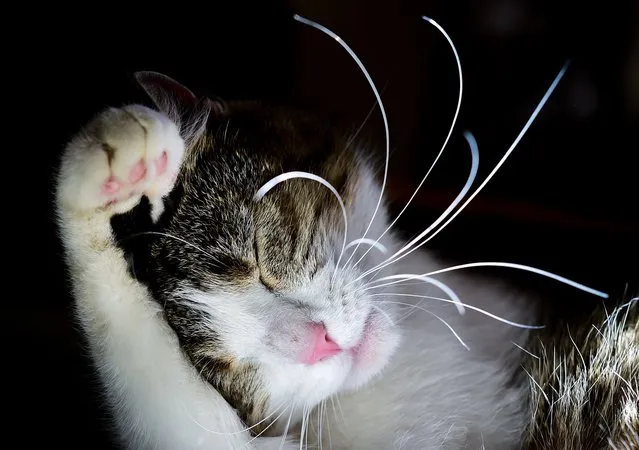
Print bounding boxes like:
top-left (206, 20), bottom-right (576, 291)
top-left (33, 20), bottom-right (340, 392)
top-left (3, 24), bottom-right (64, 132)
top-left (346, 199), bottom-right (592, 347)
top-left (134, 71), bottom-right (228, 119)
top-left (206, 96), bottom-right (229, 117)
top-left (134, 71), bottom-right (198, 120)
top-left (134, 71), bottom-right (218, 145)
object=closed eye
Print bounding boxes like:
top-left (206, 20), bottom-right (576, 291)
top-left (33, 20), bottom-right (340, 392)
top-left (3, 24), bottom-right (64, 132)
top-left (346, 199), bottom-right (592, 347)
top-left (254, 234), bottom-right (279, 293)
top-left (259, 273), bottom-right (277, 293)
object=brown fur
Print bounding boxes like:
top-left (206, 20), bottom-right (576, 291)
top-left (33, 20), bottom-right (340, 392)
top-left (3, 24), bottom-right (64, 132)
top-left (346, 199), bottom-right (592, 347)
top-left (111, 99), bottom-right (365, 431)
top-left (523, 294), bottom-right (638, 449)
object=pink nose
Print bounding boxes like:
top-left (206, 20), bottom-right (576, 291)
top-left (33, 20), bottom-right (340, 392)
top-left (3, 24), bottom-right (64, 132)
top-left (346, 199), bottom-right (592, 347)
top-left (302, 323), bottom-right (342, 365)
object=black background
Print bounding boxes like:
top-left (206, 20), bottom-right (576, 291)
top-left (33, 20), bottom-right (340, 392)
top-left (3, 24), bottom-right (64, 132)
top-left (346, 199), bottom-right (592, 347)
top-left (7, 0), bottom-right (638, 447)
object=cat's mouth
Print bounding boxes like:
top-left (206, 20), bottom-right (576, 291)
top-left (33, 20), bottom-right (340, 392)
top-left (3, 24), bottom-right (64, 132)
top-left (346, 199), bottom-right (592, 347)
top-left (264, 305), bottom-right (397, 392)
top-left (348, 310), bottom-right (384, 367)
top-left (341, 307), bottom-right (399, 391)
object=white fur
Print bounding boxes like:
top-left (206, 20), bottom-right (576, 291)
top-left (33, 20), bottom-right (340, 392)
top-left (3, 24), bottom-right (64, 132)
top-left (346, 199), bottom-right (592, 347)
top-left (56, 106), bottom-right (298, 449)
top-left (308, 253), bottom-right (532, 449)
top-left (56, 104), bottom-right (532, 449)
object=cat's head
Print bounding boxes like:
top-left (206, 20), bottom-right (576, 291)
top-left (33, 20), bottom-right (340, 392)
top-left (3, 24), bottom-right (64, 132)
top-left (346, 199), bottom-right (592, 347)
top-left (113, 72), bottom-right (401, 431)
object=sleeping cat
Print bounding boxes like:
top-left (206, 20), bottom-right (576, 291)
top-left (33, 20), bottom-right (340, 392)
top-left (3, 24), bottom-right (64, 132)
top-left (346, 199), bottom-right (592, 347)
top-left (55, 69), bottom-right (637, 449)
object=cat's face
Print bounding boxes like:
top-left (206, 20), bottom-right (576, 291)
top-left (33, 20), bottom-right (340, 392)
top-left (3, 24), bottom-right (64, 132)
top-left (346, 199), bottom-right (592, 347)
top-left (112, 91), bottom-right (401, 430)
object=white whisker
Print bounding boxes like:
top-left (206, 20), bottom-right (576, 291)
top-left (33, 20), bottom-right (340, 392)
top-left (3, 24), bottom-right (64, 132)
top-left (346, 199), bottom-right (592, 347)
top-left (298, 404), bottom-right (312, 450)
top-left (298, 405), bottom-right (306, 450)
top-left (181, 399), bottom-right (289, 436)
top-left (293, 14), bottom-right (390, 272)
top-left (253, 171), bottom-right (348, 281)
top-left (348, 16), bottom-right (464, 272)
top-left (318, 400), bottom-right (326, 450)
top-left (363, 273), bottom-right (465, 315)
top-left (391, 300), bottom-right (470, 350)
top-left (246, 404), bottom-right (293, 445)
top-left (395, 297), bottom-right (424, 323)
top-left (305, 406), bottom-right (311, 449)
top-left (279, 404), bottom-right (295, 450)
top-left (355, 62), bottom-right (571, 287)
top-left (344, 86), bottom-right (388, 151)
top-left (329, 396), bottom-right (346, 436)
top-left (371, 303), bottom-right (395, 326)
top-left (324, 399), bottom-right (333, 450)
top-left (512, 341), bottom-right (540, 360)
top-left (334, 396), bottom-right (347, 430)
top-left (353, 131), bottom-right (478, 283)
top-left (368, 261), bottom-right (608, 299)
top-left (386, 63), bottom-right (571, 259)
top-left (374, 293), bottom-right (544, 329)
top-left (344, 238), bottom-right (388, 255)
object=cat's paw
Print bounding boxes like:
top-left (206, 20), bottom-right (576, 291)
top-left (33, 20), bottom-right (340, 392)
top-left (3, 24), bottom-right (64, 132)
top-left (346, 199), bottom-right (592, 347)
top-left (57, 105), bottom-right (184, 218)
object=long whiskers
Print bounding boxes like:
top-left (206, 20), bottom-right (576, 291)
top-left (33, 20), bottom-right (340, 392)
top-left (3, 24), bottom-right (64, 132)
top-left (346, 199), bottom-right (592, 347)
top-left (298, 404), bottom-right (312, 450)
top-left (349, 16), bottom-right (464, 272)
top-left (344, 238), bottom-right (388, 255)
top-left (330, 395), bottom-right (347, 433)
top-left (393, 300), bottom-right (470, 350)
top-left (353, 62), bottom-right (571, 285)
top-left (374, 294), bottom-right (544, 329)
top-left (246, 403), bottom-right (295, 445)
top-left (181, 398), bottom-right (290, 437)
top-left (253, 171), bottom-right (348, 283)
top-left (279, 404), bottom-right (295, 450)
top-left (371, 303), bottom-right (395, 326)
top-left (362, 273), bottom-right (465, 315)
top-left (317, 399), bottom-right (328, 450)
top-left (353, 131), bottom-right (478, 284)
top-left (366, 262), bottom-right (608, 298)
top-left (392, 61), bottom-right (571, 254)
top-left (293, 14), bottom-right (390, 273)
top-left (344, 83), bottom-right (389, 152)
top-left (324, 399), bottom-right (333, 450)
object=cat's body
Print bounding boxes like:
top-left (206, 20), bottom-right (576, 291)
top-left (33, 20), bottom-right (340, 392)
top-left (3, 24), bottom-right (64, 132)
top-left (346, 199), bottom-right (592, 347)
top-left (55, 72), bottom-right (637, 449)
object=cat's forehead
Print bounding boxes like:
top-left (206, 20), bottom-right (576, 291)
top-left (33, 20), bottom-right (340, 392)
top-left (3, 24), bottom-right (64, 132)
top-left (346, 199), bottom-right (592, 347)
top-left (179, 102), bottom-right (362, 217)
top-left (153, 102), bottom-right (365, 287)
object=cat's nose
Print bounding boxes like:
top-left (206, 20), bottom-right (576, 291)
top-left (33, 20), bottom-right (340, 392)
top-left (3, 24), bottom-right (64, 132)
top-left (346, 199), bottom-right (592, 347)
top-left (302, 323), bottom-right (342, 365)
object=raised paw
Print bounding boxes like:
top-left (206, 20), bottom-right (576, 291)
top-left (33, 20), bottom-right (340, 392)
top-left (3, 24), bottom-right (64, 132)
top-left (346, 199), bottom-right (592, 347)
top-left (57, 105), bottom-right (185, 219)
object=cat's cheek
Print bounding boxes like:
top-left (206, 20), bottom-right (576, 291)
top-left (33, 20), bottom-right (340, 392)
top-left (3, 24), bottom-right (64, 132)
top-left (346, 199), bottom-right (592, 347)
top-left (344, 314), bottom-right (400, 391)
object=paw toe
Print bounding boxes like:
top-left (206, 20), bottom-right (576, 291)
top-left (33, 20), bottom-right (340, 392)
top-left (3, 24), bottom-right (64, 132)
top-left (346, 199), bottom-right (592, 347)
top-left (154, 151), bottom-right (168, 176)
top-left (128, 159), bottom-right (147, 184)
top-left (101, 177), bottom-right (121, 196)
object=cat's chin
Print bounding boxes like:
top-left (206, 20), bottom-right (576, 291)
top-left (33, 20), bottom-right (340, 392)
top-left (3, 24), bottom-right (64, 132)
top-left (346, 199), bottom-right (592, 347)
top-left (340, 308), bottom-right (400, 392)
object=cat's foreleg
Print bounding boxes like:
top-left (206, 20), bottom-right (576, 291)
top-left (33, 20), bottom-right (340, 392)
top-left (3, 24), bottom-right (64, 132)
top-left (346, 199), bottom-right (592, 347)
top-left (55, 105), bottom-right (293, 449)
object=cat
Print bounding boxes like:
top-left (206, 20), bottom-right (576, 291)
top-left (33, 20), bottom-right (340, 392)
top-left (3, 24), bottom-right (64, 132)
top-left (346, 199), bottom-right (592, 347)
top-left (55, 70), bottom-right (637, 448)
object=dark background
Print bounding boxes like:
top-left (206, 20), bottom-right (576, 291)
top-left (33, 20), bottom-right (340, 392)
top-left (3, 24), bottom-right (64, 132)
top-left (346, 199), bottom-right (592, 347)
top-left (8, 0), bottom-right (637, 447)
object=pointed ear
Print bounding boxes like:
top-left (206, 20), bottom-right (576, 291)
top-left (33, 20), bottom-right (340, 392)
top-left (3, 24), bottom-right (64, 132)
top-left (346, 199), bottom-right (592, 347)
top-left (179, 97), bottom-right (214, 146)
top-left (134, 71), bottom-right (198, 121)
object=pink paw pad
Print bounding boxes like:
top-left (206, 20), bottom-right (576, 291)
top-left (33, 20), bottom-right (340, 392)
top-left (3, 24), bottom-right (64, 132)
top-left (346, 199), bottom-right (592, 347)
top-left (101, 177), bottom-right (120, 195)
top-left (128, 160), bottom-right (147, 184)
top-left (155, 151), bottom-right (168, 176)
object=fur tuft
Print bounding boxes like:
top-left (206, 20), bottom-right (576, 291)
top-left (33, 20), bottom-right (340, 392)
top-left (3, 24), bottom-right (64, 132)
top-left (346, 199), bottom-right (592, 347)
top-left (523, 294), bottom-right (639, 449)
